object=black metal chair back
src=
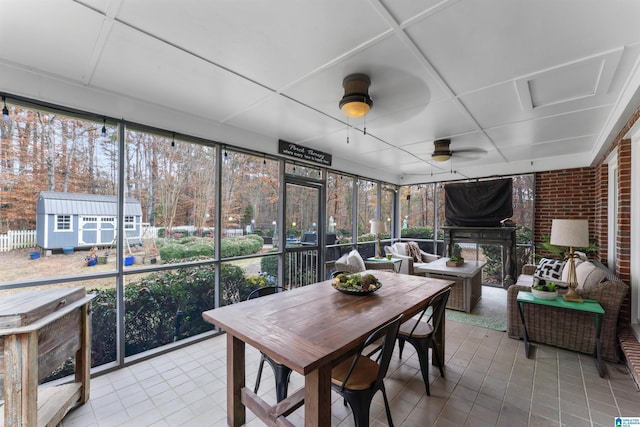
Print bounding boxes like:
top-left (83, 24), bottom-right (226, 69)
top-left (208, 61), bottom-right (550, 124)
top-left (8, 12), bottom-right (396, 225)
top-left (246, 285), bottom-right (291, 402)
top-left (330, 315), bottom-right (402, 427)
top-left (397, 287), bottom-right (451, 395)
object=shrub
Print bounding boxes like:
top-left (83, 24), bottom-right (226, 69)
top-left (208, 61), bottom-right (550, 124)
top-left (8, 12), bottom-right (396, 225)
top-left (219, 234), bottom-right (263, 258)
top-left (88, 262), bottom-right (252, 372)
top-left (159, 244), bottom-right (185, 261)
top-left (401, 226), bottom-right (433, 239)
top-left (159, 234), bottom-right (264, 261)
top-left (260, 251), bottom-right (278, 277)
top-left (184, 243), bottom-right (214, 258)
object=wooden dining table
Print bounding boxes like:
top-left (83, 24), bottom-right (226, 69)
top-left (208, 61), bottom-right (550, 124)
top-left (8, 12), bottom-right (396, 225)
top-left (202, 270), bottom-right (453, 427)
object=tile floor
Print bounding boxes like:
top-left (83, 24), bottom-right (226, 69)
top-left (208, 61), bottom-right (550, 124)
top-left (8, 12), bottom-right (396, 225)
top-left (59, 319), bottom-right (639, 427)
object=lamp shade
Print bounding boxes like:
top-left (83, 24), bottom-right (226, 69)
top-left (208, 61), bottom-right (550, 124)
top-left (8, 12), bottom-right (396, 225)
top-left (550, 219), bottom-right (589, 248)
top-left (370, 220), bottom-right (385, 234)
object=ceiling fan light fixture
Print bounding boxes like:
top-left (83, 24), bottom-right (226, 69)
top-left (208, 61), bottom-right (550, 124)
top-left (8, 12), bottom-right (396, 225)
top-left (339, 73), bottom-right (372, 118)
top-left (431, 153), bottom-right (451, 162)
top-left (431, 139), bottom-right (452, 162)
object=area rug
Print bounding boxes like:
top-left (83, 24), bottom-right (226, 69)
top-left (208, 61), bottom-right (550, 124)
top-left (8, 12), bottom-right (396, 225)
top-left (445, 285), bottom-right (507, 331)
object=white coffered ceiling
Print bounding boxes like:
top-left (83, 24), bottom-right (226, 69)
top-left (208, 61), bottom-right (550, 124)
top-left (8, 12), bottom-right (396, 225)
top-left (1, 0), bottom-right (640, 184)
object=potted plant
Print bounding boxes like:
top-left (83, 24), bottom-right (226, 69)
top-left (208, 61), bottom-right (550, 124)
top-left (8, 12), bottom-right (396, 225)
top-left (531, 279), bottom-right (558, 300)
top-left (446, 244), bottom-right (464, 267)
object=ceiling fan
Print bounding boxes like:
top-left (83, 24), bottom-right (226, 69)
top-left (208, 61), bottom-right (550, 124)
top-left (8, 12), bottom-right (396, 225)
top-left (431, 139), bottom-right (487, 162)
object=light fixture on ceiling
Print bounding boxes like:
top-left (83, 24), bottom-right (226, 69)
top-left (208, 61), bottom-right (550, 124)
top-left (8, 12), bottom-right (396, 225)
top-left (2, 97), bottom-right (9, 122)
top-left (431, 139), bottom-right (452, 162)
top-left (339, 73), bottom-right (373, 118)
top-left (101, 118), bottom-right (107, 138)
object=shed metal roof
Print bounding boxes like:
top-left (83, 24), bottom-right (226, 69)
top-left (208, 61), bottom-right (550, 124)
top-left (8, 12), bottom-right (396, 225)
top-left (38, 191), bottom-right (142, 216)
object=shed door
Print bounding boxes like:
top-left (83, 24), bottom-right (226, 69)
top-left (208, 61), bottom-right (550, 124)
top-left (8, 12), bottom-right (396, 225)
top-left (79, 216), bottom-right (116, 246)
top-left (100, 217), bottom-right (116, 245)
top-left (79, 216), bottom-right (98, 246)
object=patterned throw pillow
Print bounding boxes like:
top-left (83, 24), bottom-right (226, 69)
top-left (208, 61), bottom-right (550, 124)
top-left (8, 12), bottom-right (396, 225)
top-left (534, 258), bottom-right (566, 281)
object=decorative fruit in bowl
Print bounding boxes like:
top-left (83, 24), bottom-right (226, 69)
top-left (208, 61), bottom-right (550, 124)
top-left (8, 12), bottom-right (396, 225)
top-left (332, 273), bottom-right (381, 295)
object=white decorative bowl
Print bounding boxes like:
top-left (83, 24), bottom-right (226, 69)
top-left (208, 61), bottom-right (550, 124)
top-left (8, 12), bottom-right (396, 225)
top-left (531, 289), bottom-right (558, 300)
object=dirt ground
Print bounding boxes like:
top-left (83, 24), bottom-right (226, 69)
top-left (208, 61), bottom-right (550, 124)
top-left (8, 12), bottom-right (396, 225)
top-left (0, 247), bottom-right (147, 292)
top-left (0, 246), bottom-right (264, 294)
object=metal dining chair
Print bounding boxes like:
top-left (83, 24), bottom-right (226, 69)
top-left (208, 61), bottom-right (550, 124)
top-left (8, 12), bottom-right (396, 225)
top-left (330, 315), bottom-right (402, 427)
top-left (396, 287), bottom-right (450, 395)
top-left (246, 286), bottom-right (291, 402)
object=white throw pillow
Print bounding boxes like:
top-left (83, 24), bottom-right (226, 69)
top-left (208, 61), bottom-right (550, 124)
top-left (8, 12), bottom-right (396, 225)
top-left (392, 242), bottom-right (408, 256)
top-left (575, 261), bottom-right (606, 290)
top-left (336, 253), bottom-right (349, 267)
top-left (561, 258), bottom-right (584, 283)
top-left (347, 249), bottom-right (366, 272)
top-left (535, 258), bottom-right (566, 281)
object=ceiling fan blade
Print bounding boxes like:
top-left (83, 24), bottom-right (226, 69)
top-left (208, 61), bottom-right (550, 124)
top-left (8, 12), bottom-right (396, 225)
top-left (452, 148), bottom-right (488, 155)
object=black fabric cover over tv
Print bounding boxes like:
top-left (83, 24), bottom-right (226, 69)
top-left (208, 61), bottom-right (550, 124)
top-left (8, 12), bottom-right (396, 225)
top-left (445, 178), bottom-right (513, 227)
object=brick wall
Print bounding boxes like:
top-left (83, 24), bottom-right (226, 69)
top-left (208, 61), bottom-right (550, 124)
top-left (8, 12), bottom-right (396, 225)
top-left (532, 104), bottom-right (639, 383)
top-left (534, 167), bottom-right (596, 258)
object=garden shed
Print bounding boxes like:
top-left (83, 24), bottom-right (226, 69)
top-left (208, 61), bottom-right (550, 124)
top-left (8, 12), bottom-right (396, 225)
top-left (36, 191), bottom-right (143, 250)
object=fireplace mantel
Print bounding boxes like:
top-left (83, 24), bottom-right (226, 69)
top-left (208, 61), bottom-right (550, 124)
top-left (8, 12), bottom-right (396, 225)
top-left (442, 226), bottom-right (517, 288)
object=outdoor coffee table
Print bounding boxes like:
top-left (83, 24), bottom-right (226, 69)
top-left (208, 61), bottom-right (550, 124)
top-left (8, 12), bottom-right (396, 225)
top-left (516, 291), bottom-right (606, 377)
top-left (415, 258), bottom-right (486, 313)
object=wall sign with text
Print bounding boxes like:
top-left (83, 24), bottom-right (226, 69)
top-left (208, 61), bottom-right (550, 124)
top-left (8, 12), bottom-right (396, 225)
top-left (278, 140), bottom-right (332, 166)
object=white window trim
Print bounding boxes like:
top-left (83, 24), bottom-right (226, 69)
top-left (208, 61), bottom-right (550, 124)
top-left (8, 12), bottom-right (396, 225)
top-left (124, 216), bottom-right (136, 230)
top-left (55, 214), bottom-right (73, 232)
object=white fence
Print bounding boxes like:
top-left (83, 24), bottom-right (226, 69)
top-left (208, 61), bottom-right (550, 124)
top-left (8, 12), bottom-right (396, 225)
top-left (0, 230), bottom-right (37, 252)
top-left (0, 226), bottom-right (245, 252)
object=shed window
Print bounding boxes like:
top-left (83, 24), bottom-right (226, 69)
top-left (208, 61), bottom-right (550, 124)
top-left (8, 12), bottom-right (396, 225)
top-left (56, 215), bottom-right (72, 231)
top-left (125, 216), bottom-right (135, 230)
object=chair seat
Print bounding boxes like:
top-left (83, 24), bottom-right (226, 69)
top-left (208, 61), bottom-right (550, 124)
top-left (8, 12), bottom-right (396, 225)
top-left (331, 355), bottom-right (379, 390)
top-left (398, 320), bottom-right (434, 339)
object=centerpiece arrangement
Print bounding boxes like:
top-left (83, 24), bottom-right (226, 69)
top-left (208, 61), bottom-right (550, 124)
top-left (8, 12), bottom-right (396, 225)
top-left (332, 273), bottom-right (382, 295)
top-left (446, 243), bottom-right (464, 267)
top-left (446, 254), bottom-right (464, 267)
top-left (531, 279), bottom-right (558, 300)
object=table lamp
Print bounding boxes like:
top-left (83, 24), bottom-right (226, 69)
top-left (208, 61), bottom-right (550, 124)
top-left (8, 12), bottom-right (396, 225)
top-left (550, 219), bottom-right (589, 303)
top-left (370, 220), bottom-right (385, 258)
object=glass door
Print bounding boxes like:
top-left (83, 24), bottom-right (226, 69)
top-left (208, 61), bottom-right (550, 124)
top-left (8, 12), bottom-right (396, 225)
top-left (284, 179), bottom-right (322, 287)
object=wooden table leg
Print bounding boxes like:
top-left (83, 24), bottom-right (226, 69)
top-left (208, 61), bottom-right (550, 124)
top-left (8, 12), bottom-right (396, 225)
top-left (304, 365), bottom-right (332, 427)
top-left (227, 334), bottom-right (245, 427)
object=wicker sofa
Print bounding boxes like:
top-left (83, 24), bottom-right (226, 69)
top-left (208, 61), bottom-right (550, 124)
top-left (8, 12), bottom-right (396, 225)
top-left (507, 260), bottom-right (629, 362)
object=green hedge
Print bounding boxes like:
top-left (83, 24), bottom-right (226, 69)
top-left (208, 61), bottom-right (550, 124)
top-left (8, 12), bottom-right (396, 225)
top-left (158, 234), bottom-right (264, 261)
top-left (400, 226), bottom-right (434, 239)
top-left (86, 263), bottom-right (256, 371)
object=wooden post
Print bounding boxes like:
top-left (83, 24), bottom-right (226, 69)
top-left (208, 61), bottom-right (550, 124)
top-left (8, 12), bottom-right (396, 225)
top-left (76, 302), bottom-right (92, 403)
top-left (4, 331), bottom-right (38, 426)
